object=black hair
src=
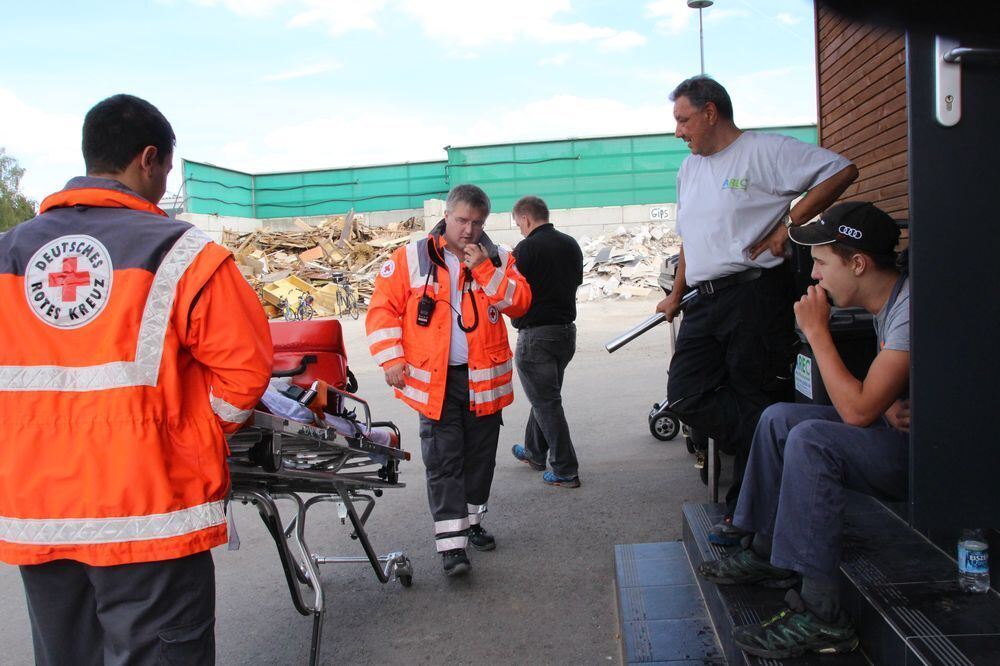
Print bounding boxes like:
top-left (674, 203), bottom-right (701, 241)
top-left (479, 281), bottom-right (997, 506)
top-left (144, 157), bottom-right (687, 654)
top-left (512, 195), bottom-right (549, 222)
top-left (669, 75), bottom-right (734, 121)
top-left (82, 94), bottom-right (175, 174)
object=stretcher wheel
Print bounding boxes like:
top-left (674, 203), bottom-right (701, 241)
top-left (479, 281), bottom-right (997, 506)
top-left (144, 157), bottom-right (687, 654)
top-left (649, 414), bottom-right (680, 441)
top-left (398, 574), bottom-right (413, 587)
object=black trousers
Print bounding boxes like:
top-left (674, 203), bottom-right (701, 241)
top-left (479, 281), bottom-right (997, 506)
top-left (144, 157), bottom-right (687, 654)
top-left (667, 266), bottom-right (796, 513)
top-left (20, 550), bottom-right (215, 666)
top-left (418, 364), bottom-right (502, 552)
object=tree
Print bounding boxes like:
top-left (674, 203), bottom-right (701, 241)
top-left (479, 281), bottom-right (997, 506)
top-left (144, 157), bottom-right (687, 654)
top-left (1, 148), bottom-right (38, 231)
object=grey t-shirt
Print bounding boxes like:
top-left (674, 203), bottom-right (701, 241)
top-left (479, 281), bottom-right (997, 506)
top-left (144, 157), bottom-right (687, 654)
top-left (676, 131), bottom-right (851, 284)
top-left (875, 274), bottom-right (910, 352)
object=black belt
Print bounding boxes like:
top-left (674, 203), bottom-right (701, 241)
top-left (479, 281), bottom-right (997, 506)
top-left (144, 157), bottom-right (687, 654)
top-left (448, 363), bottom-right (468, 370)
top-left (519, 322), bottom-right (574, 330)
top-left (696, 268), bottom-right (763, 295)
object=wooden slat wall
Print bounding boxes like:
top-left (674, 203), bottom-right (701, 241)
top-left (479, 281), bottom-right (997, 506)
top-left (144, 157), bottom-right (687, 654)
top-left (815, 3), bottom-right (909, 218)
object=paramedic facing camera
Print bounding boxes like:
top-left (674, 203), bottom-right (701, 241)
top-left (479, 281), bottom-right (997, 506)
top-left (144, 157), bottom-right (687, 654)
top-left (365, 184), bottom-right (531, 577)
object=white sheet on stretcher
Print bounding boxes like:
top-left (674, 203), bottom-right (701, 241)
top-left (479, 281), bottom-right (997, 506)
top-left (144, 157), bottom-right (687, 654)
top-left (259, 378), bottom-right (396, 449)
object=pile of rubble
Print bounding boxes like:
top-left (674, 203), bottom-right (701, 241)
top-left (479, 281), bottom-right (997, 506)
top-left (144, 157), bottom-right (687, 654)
top-left (577, 224), bottom-right (680, 301)
top-left (222, 214), bottom-right (420, 318)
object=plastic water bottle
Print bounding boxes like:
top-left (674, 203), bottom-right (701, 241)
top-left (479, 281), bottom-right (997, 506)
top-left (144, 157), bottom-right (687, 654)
top-left (958, 529), bottom-right (990, 593)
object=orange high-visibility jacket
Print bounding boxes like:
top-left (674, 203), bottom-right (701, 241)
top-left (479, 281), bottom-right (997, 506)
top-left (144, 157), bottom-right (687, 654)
top-left (366, 231), bottom-right (531, 420)
top-left (0, 177), bottom-right (273, 566)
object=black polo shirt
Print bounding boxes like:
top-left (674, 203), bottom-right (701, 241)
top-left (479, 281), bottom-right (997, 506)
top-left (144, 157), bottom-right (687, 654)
top-left (512, 223), bottom-right (583, 329)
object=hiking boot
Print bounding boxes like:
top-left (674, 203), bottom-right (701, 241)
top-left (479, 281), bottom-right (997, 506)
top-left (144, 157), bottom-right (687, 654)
top-left (542, 471), bottom-right (581, 488)
top-left (511, 445), bottom-right (545, 471)
top-left (708, 515), bottom-right (752, 547)
top-left (468, 525), bottom-right (496, 552)
top-left (698, 541), bottom-right (799, 588)
top-left (442, 548), bottom-right (471, 577)
top-left (734, 589), bottom-right (859, 659)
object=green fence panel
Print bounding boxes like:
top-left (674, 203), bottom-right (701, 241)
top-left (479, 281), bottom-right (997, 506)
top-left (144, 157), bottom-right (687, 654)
top-left (183, 126), bottom-right (816, 218)
top-left (445, 126), bottom-right (817, 212)
top-left (182, 160), bottom-right (254, 217)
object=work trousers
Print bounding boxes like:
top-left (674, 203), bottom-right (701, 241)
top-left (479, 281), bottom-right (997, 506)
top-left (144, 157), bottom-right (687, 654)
top-left (20, 550), bottom-right (216, 666)
top-left (418, 364), bottom-right (502, 553)
top-left (667, 266), bottom-right (796, 513)
top-left (733, 403), bottom-right (908, 583)
top-left (515, 324), bottom-right (579, 478)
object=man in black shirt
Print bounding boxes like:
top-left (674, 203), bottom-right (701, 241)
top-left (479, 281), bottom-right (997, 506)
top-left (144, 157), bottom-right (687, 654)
top-left (509, 196), bottom-right (584, 487)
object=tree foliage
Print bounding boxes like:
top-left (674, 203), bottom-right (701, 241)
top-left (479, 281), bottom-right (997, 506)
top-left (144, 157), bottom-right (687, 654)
top-left (1, 148), bottom-right (38, 231)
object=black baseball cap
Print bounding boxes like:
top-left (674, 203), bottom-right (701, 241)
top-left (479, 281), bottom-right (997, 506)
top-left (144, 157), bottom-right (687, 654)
top-left (789, 201), bottom-right (900, 256)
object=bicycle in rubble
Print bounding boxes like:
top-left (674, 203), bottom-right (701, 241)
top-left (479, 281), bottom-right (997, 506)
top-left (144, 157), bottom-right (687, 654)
top-left (279, 291), bottom-right (316, 321)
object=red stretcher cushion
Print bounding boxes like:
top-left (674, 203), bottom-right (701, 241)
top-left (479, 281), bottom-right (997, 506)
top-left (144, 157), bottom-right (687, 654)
top-left (269, 320), bottom-right (348, 390)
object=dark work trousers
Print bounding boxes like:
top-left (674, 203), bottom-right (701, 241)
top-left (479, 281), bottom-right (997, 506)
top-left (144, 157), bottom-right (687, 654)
top-left (19, 550), bottom-right (216, 666)
top-left (418, 364), bottom-right (502, 553)
top-left (667, 266), bottom-right (796, 514)
top-left (514, 324), bottom-right (579, 478)
top-left (733, 403), bottom-right (908, 583)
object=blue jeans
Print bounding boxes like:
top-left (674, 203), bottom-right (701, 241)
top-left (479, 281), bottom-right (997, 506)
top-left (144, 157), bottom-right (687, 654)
top-left (733, 402), bottom-right (908, 583)
top-left (515, 324), bottom-right (579, 478)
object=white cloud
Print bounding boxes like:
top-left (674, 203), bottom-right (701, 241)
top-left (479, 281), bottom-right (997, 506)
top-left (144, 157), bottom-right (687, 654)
top-left (261, 60), bottom-right (342, 81)
top-left (0, 89), bottom-right (83, 202)
top-left (776, 12), bottom-right (802, 26)
top-left (286, 0), bottom-right (386, 35)
top-left (644, 0), bottom-right (691, 36)
top-left (539, 53), bottom-right (570, 67)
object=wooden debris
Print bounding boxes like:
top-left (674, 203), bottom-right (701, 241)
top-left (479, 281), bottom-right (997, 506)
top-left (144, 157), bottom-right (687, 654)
top-left (221, 215), bottom-right (422, 318)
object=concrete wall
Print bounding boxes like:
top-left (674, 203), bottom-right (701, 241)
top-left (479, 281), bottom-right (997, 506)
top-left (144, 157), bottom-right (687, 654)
top-left (179, 201), bottom-right (676, 246)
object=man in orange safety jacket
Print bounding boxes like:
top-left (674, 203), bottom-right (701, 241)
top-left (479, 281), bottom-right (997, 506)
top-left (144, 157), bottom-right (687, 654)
top-left (0, 94), bottom-right (272, 664)
top-left (366, 184), bottom-right (531, 576)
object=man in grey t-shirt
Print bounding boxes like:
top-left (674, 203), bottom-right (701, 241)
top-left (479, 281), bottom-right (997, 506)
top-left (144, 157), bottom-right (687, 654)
top-left (655, 76), bottom-right (858, 534)
top-left (698, 202), bottom-right (909, 659)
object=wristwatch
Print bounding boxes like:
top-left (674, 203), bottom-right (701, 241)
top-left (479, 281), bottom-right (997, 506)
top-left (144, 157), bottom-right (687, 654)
top-left (782, 213), bottom-right (795, 229)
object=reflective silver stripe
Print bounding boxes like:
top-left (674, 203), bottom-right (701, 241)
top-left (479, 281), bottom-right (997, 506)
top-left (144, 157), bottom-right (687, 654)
top-left (407, 364), bottom-right (432, 383)
top-left (400, 384), bottom-right (429, 404)
top-left (0, 500), bottom-right (226, 545)
top-left (407, 241), bottom-right (425, 288)
top-left (467, 503), bottom-right (487, 515)
top-left (481, 250), bottom-right (510, 297)
top-left (495, 279), bottom-right (517, 312)
top-left (473, 382), bottom-right (514, 405)
top-left (435, 517), bottom-right (470, 534)
top-left (210, 391), bottom-right (252, 425)
top-left (0, 227), bottom-right (212, 392)
top-left (373, 345), bottom-right (404, 365)
top-left (469, 360), bottom-right (512, 382)
top-left (366, 327), bottom-right (402, 346)
top-left (435, 535), bottom-right (468, 552)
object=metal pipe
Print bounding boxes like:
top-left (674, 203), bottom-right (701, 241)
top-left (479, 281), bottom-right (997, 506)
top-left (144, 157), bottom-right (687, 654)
top-left (605, 289), bottom-right (698, 353)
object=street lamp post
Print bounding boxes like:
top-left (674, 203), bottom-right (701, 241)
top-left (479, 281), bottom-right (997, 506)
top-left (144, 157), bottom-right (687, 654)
top-left (687, 0), bottom-right (714, 75)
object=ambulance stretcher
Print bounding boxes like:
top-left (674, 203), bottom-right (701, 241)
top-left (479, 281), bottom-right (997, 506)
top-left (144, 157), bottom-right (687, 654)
top-left (226, 320), bottom-right (412, 666)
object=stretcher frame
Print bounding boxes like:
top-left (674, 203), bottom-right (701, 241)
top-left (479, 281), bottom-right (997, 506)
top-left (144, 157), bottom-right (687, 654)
top-left (227, 385), bottom-right (412, 666)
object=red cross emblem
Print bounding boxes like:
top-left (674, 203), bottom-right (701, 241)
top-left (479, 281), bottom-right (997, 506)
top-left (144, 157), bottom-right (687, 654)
top-left (48, 257), bottom-right (91, 302)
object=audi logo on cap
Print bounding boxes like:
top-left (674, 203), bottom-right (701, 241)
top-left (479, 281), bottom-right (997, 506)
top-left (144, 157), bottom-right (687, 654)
top-left (838, 225), bottom-right (863, 239)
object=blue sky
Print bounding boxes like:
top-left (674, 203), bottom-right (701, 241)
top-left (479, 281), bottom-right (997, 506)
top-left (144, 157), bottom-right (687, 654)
top-left (1, 0), bottom-right (819, 203)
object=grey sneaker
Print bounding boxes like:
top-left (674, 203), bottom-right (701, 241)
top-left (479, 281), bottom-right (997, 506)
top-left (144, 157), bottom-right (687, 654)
top-left (699, 543), bottom-right (799, 588)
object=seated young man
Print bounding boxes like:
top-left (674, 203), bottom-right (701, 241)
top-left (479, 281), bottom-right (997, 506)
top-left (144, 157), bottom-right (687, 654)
top-left (699, 201), bottom-right (910, 659)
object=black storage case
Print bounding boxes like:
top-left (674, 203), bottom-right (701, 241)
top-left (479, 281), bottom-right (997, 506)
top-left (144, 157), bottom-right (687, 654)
top-left (794, 307), bottom-right (878, 405)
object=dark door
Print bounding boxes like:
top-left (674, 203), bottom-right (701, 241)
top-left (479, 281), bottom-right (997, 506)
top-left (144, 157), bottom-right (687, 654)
top-left (908, 31), bottom-right (1000, 529)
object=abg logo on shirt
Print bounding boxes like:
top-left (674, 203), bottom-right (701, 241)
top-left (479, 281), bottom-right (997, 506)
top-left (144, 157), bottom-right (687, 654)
top-left (721, 177), bottom-right (749, 191)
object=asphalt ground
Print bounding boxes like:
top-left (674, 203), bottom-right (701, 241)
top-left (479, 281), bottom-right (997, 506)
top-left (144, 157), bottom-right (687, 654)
top-left (0, 295), bottom-right (728, 665)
